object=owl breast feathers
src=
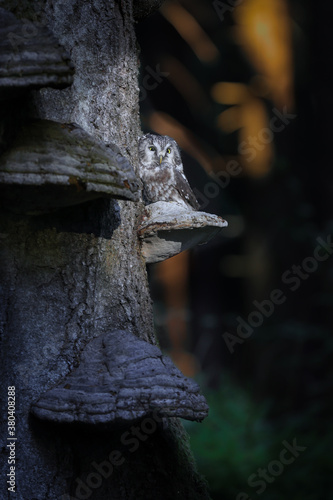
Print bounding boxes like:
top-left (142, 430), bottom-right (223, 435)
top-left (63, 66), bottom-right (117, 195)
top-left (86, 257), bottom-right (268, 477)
top-left (138, 133), bottom-right (200, 210)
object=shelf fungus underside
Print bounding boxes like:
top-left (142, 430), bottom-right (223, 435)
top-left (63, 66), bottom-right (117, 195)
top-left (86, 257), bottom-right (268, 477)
top-left (31, 330), bottom-right (209, 425)
top-left (0, 120), bottom-right (139, 211)
top-left (138, 201), bottom-right (228, 263)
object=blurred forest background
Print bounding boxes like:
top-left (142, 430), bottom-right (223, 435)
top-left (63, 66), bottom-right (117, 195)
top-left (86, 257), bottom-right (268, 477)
top-left (136, 0), bottom-right (333, 499)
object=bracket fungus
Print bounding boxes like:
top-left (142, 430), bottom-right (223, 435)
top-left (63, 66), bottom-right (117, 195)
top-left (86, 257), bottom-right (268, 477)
top-left (0, 120), bottom-right (140, 212)
top-left (138, 201), bottom-right (228, 263)
top-left (31, 329), bottom-right (209, 425)
top-left (0, 8), bottom-right (74, 97)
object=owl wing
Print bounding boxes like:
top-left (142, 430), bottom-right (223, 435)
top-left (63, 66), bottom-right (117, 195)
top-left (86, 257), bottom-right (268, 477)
top-left (174, 170), bottom-right (200, 210)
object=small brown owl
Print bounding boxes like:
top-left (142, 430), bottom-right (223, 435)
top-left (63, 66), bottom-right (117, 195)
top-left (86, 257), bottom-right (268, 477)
top-left (138, 133), bottom-right (200, 210)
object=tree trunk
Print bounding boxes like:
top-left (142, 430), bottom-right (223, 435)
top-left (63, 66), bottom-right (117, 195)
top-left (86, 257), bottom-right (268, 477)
top-left (0, 1), bottom-right (211, 498)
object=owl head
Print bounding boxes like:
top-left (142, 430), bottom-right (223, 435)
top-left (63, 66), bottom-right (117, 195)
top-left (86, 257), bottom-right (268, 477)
top-left (138, 133), bottom-right (183, 171)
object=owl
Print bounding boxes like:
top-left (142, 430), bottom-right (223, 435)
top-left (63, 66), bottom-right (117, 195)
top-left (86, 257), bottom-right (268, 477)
top-left (138, 133), bottom-right (200, 210)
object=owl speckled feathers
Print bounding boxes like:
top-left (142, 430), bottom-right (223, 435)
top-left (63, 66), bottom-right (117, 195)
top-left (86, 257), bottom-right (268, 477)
top-left (138, 133), bottom-right (200, 210)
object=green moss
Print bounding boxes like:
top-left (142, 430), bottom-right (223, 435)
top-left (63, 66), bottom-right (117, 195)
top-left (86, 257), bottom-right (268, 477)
top-left (183, 375), bottom-right (333, 499)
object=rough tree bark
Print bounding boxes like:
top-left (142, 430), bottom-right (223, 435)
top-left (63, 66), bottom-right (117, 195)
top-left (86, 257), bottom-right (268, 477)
top-left (0, 1), bottom-right (211, 499)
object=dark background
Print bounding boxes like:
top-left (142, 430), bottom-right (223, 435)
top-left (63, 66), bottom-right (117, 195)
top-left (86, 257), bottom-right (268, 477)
top-left (136, 1), bottom-right (333, 499)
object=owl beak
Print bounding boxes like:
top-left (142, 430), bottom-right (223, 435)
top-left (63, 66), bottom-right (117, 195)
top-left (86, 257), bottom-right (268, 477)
top-left (159, 154), bottom-right (163, 165)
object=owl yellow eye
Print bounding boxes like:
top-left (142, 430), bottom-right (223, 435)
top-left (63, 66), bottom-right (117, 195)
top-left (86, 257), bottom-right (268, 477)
top-left (166, 147), bottom-right (171, 154)
top-left (149, 146), bottom-right (156, 151)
